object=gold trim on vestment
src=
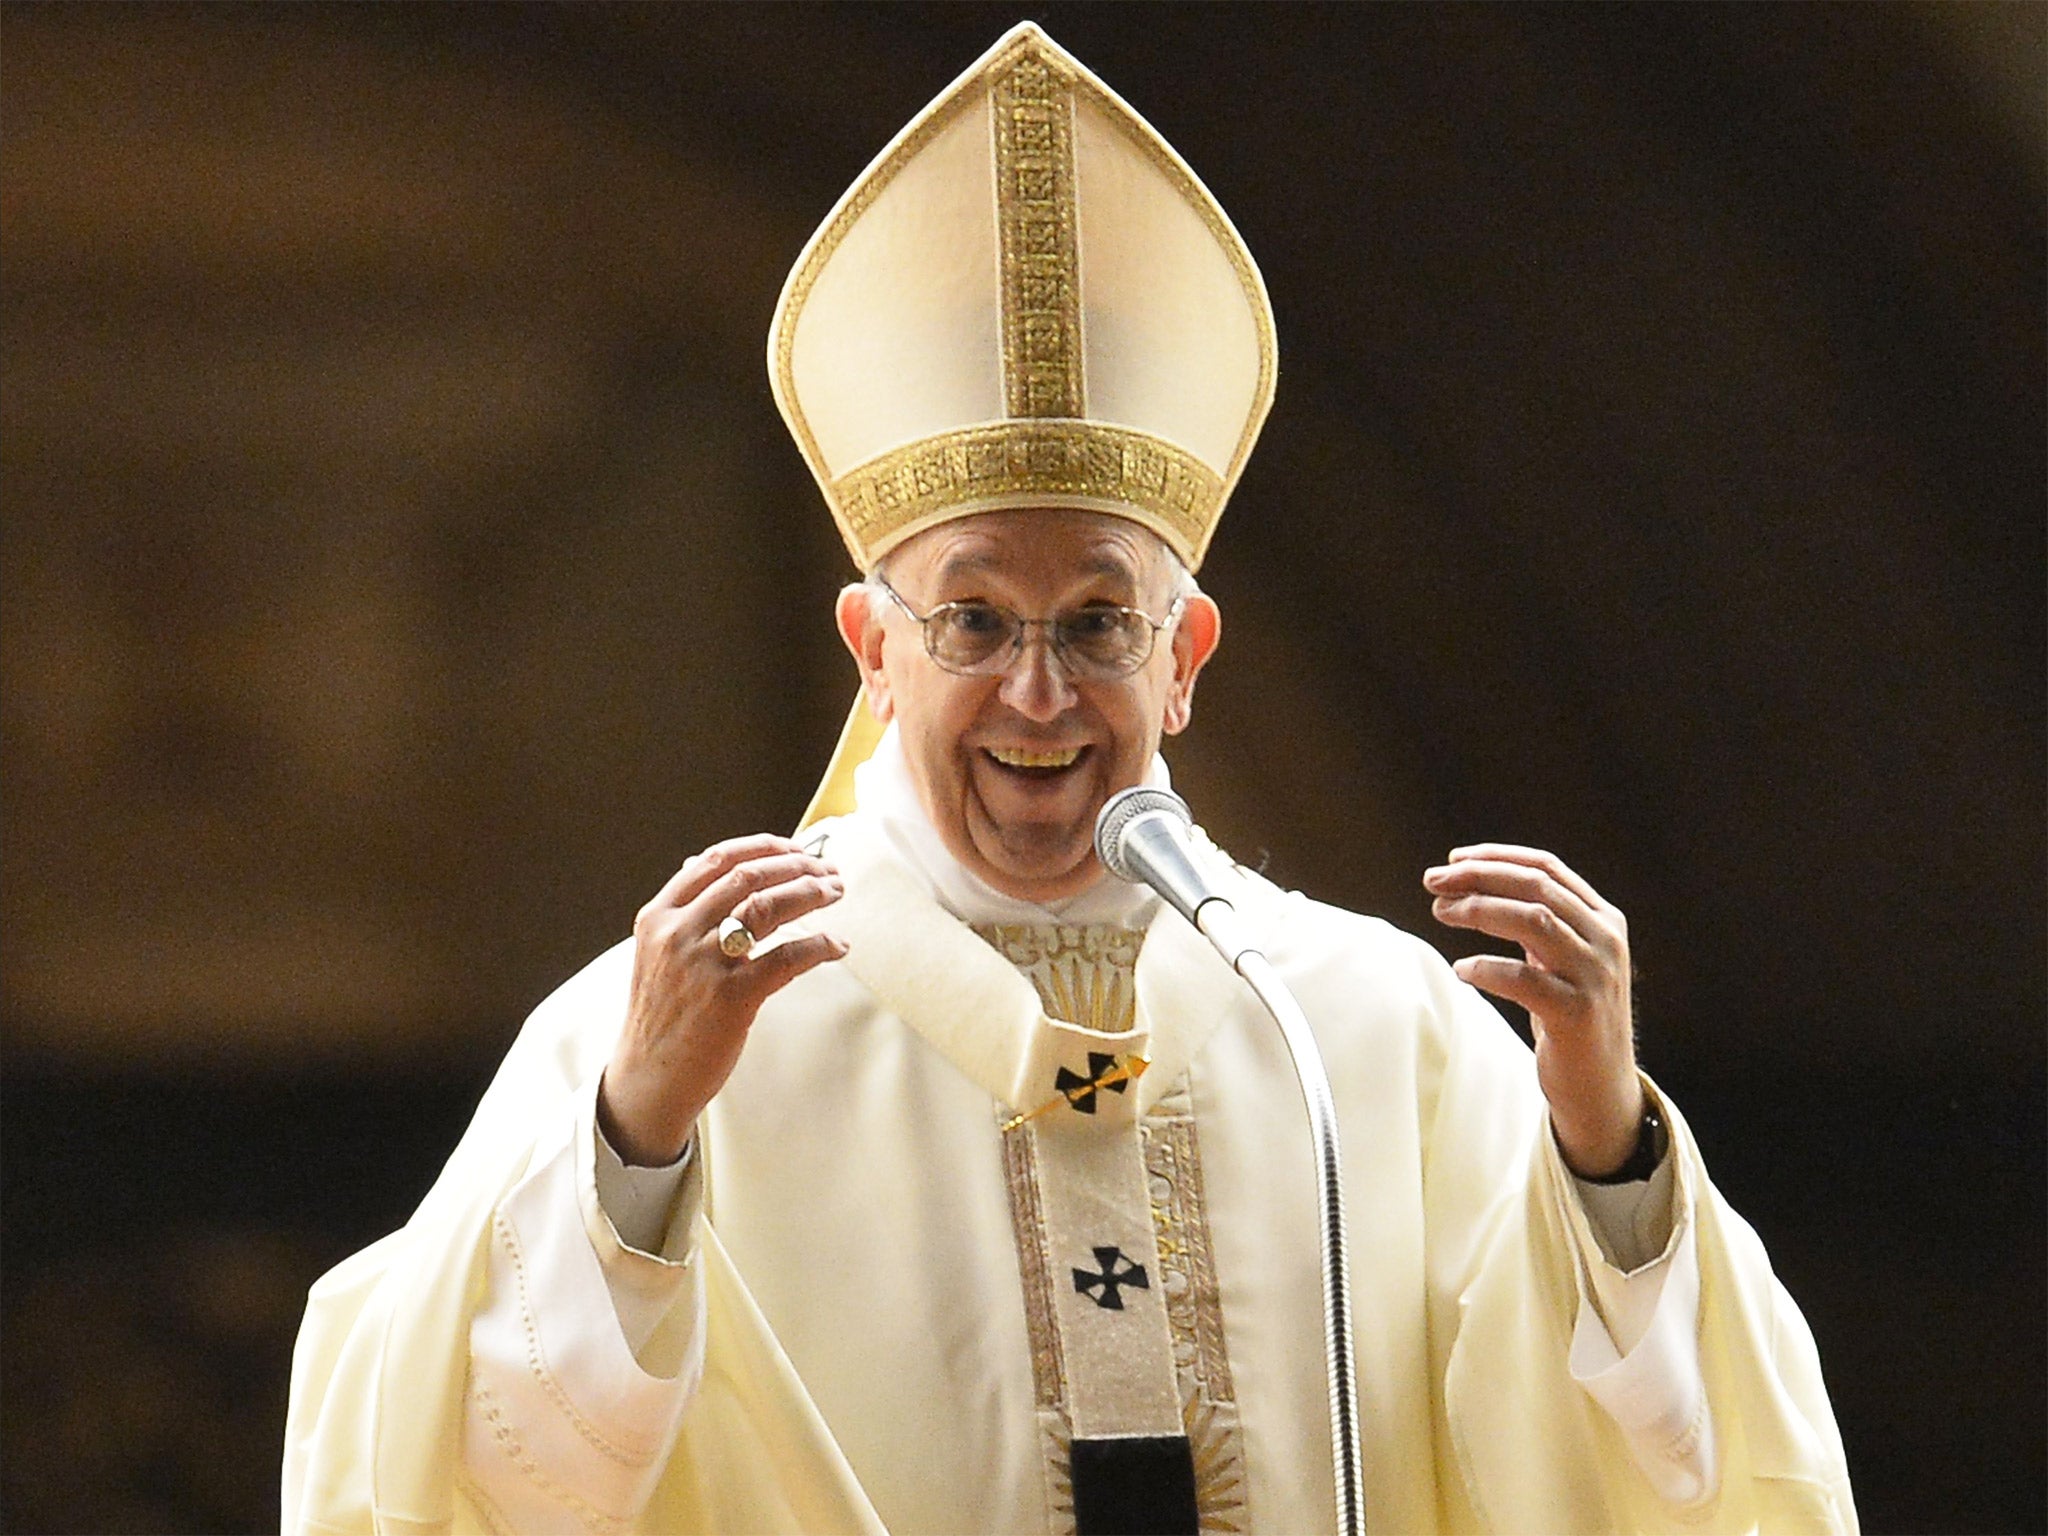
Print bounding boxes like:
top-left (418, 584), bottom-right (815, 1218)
top-left (1146, 1113), bottom-right (1238, 1407)
top-left (1087, 85), bottom-right (1277, 530)
top-left (1002, 1126), bottom-right (1069, 1414)
top-left (994, 51), bottom-right (1085, 419)
top-left (831, 421), bottom-right (1221, 564)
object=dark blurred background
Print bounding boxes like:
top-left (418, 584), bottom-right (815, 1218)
top-left (2, 3), bottom-right (2040, 1530)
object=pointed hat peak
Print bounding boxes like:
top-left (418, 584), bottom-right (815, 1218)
top-left (769, 21), bottom-right (1276, 573)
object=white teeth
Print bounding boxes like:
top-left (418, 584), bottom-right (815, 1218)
top-left (988, 747), bottom-right (1082, 770)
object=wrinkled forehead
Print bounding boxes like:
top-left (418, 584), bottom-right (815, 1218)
top-left (877, 508), bottom-right (1176, 598)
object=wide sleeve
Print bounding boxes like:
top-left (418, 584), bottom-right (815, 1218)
top-left (1415, 950), bottom-right (1857, 1532)
top-left (281, 942), bottom-right (637, 1536)
top-left (282, 938), bottom-right (890, 1536)
top-left (458, 1078), bottom-right (705, 1534)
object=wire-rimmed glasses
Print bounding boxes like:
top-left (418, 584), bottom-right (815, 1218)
top-left (872, 575), bottom-right (1184, 681)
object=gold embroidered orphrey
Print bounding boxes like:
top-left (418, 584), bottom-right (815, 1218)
top-left (833, 422), bottom-right (1220, 564)
top-left (981, 923), bottom-right (1249, 1534)
top-left (994, 51), bottom-right (1085, 419)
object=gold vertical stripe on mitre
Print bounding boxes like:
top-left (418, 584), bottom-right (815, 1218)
top-left (994, 51), bottom-right (1085, 419)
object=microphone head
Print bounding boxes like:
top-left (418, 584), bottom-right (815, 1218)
top-left (1094, 787), bottom-right (1192, 883)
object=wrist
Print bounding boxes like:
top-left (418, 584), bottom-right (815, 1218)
top-left (597, 1067), bottom-right (697, 1167)
top-left (1564, 1092), bottom-right (1667, 1185)
top-left (1553, 1075), bottom-right (1650, 1180)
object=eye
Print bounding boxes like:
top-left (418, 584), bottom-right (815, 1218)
top-left (939, 601), bottom-right (1008, 638)
top-left (1060, 605), bottom-right (1127, 641)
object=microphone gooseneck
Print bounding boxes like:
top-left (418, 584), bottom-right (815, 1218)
top-left (1092, 788), bottom-right (1368, 1536)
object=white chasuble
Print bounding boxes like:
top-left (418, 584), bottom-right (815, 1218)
top-left (284, 803), bottom-right (1856, 1534)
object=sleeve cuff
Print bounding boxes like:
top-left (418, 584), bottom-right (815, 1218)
top-left (1573, 1146), bottom-right (1677, 1275)
top-left (1548, 1076), bottom-right (1719, 1508)
top-left (593, 1111), bottom-right (700, 1261)
top-left (1567, 1203), bottom-right (1718, 1507)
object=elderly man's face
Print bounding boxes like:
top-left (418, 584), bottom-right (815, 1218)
top-left (837, 509), bottom-right (1221, 903)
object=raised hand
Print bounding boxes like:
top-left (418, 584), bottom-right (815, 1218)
top-left (1425, 844), bottom-right (1643, 1178)
top-left (599, 834), bottom-right (847, 1166)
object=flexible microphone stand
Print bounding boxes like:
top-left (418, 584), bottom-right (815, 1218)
top-left (1095, 789), bottom-right (1366, 1536)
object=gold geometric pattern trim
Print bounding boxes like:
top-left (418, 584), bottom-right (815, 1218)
top-left (833, 420), bottom-right (1222, 566)
top-left (1146, 1116), bottom-right (1237, 1407)
top-left (1001, 1123), bottom-right (1068, 1414)
top-left (987, 921), bottom-right (1249, 1535)
top-left (993, 51), bottom-right (1085, 419)
top-left (1144, 1107), bottom-right (1249, 1533)
top-left (1181, 1390), bottom-right (1250, 1535)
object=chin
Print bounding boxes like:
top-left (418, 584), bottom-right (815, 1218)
top-left (977, 832), bottom-right (1100, 903)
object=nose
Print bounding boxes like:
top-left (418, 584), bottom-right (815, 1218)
top-left (996, 624), bottom-right (1078, 722)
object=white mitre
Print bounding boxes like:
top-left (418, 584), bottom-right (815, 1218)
top-left (776, 21), bottom-right (1278, 826)
top-left (770, 20), bottom-right (1277, 576)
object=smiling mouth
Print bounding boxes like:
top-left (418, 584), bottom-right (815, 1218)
top-left (985, 746), bottom-right (1085, 773)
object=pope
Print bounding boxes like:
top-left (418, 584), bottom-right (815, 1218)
top-left (284, 23), bottom-right (1854, 1535)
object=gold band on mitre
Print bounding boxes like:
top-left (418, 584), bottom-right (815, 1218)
top-left (833, 422), bottom-right (1224, 571)
top-left (768, 22), bottom-right (1277, 574)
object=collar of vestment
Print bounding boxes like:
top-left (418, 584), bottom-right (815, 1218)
top-left (811, 807), bottom-right (1243, 1123)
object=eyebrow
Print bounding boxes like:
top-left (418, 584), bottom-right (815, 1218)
top-left (932, 550), bottom-right (1141, 585)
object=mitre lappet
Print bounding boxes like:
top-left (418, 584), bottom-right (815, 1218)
top-left (773, 20), bottom-right (1279, 821)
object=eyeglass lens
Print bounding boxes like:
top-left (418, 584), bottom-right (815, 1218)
top-left (926, 602), bottom-right (1156, 677)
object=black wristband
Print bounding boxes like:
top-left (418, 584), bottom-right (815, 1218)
top-left (1580, 1099), bottom-right (1668, 1186)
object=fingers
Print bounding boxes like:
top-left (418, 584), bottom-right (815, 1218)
top-left (1444, 843), bottom-right (1607, 913)
top-left (1427, 855), bottom-right (1601, 935)
top-left (1424, 843), bottom-right (1630, 1013)
top-left (647, 834), bottom-right (824, 914)
top-left (730, 930), bottom-right (850, 1003)
top-left (1430, 888), bottom-right (1597, 971)
top-left (690, 852), bottom-right (841, 937)
top-left (1431, 844), bottom-right (1640, 1175)
top-left (723, 867), bottom-right (845, 945)
top-left (1451, 953), bottom-right (1574, 1017)
top-left (1424, 849), bottom-right (1625, 963)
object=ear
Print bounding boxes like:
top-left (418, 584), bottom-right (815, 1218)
top-left (835, 583), bottom-right (895, 723)
top-left (1161, 593), bottom-right (1220, 737)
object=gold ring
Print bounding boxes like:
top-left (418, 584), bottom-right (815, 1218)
top-left (717, 914), bottom-right (756, 959)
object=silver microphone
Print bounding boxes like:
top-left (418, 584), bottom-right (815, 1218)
top-left (1092, 783), bottom-right (1365, 1536)
top-left (1094, 787), bottom-right (1259, 966)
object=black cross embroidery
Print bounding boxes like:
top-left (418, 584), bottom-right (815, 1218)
top-left (1073, 1246), bottom-right (1149, 1310)
top-left (1055, 1052), bottom-right (1130, 1115)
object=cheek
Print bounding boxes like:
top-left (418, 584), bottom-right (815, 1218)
top-left (903, 684), bottom-right (981, 799)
